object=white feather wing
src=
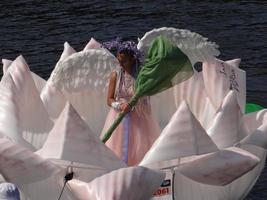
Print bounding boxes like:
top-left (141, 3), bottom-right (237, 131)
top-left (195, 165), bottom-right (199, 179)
top-left (137, 27), bottom-right (220, 65)
top-left (51, 49), bottom-right (120, 92)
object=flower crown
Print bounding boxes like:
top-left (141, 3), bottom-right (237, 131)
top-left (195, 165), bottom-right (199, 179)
top-left (102, 38), bottom-right (144, 64)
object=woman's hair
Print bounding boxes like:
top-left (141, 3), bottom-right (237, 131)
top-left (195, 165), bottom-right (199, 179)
top-left (102, 37), bottom-right (143, 64)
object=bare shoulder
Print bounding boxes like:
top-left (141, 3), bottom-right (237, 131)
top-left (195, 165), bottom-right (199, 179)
top-left (109, 70), bottom-right (117, 82)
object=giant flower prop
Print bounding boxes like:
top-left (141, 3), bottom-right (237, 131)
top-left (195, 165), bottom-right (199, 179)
top-left (0, 28), bottom-right (266, 200)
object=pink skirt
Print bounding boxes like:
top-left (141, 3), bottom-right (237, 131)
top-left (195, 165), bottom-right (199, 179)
top-left (101, 105), bottom-right (161, 166)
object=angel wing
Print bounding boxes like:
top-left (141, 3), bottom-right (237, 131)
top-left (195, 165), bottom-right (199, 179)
top-left (138, 27), bottom-right (220, 130)
top-left (137, 27), bottom-right (220, 65)
top-left (47, 39), bottom-right (119, 135)
top-left (50, 48), bottom-right (120, 92)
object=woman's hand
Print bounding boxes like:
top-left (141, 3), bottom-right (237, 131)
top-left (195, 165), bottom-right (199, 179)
top-left (120, 102), bottom-right (131, 113)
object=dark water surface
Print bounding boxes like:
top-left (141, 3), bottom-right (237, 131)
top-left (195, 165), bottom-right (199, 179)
top-left (0, 0), bottom-right (267, 199)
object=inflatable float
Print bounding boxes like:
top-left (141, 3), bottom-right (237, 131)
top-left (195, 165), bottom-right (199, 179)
top-left (0, 27), bottom-right (266, 200)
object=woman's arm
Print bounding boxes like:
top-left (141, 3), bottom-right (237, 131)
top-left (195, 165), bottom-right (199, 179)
top-left (107, 71), bottom-right (131, 112)
top-left (107, 71), bottom-right (117, 107)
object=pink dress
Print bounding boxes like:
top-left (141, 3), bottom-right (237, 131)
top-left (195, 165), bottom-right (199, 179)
top-left (101, 70), bottom-right (161, 166)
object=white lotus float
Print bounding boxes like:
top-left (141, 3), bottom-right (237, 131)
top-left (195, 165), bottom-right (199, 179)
top-left (0, 27), bottom-right (266, 200)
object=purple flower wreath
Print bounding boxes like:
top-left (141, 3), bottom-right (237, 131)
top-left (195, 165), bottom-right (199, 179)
top-left (102, 37), bottom-right (144, 64)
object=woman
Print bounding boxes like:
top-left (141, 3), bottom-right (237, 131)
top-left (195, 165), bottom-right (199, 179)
top-left (101, 39), bottom-right (161, 166)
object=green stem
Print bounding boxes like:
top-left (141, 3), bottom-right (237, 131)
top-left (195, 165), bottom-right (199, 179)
top-left (102, 95), bottom-right (139, 143)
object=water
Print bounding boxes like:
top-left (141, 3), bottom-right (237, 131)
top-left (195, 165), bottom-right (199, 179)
top-left (0, 0), bottom-right (267, 199)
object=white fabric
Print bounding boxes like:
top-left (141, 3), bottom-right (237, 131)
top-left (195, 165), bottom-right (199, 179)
top-left (0, 29), bottom-right (266, 200)
top-left (176, 147), bottom-right (259, 186)
top-left (61, 39), bottom-right (109, 136)
top-left (0, 174), bottom-right (5, 183)
top-left (1, 56), bottom-right (54, 149)
top-left (240, 123), bottom-right (267, 149)
top-left (0, 137), bottom-right (60, 185)
top-left (83, 38), bottom-right (101, 50)
top-left (18, 171), bottom-right (76, 200)
top-left (171, 145), bottom-right (266, 200)
top-left (150, 88), bottom-right (177, 130)
top-left (243, 109), bottom-right (267, 134)
top-left (167, 117), bottom-right (267, 200)
top-left (227, 144), bottom-right (267, 200)
top-left (0, 100), bottom-right (124, 199)
top-left (30, 72), bottom-right (46, 94)
top-left (173, 71), bottom-right (216, 130)
top-left (228, 58), bottom-right (241, 67)
top-left (64, 90), bottom-right (110, 137)
top-left (37, 103), bottom-right (126, 182)
top-left (0, 74), bottom-right (34, 150)
top-left (208, 91), bottom-right (247, 149)
top-left (40, 42), bottom-right (75, 120)
top-left (2, 58), bottom-right (46, 94)
top-left (40, 81), bottom-right (66, 120)
top-left (137, 27), bottom-right (220, 65)
top-left (140, 101), bottom-right (218, 166)
top-left (202, 58), bottom-right (246, 113)
top-left (68, 166), bottom-right (165, 200)
top-left (59, 42), bottom-right (76, 61)
top-left (150, 169), bottom-right (173, 200)
top-left (44, 39), bottom-right (111, 135)
top-left (1, 59), bottom-right (12, 75)
top-left (145, 146), bottom-right (261, 199)
top-left (50, 48), bottom-right (120, 92)
top-left (3, 56), bottom-right (52, 134)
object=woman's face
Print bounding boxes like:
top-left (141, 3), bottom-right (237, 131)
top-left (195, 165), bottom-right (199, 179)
top-left (117, 53), bottom-right (135, 70)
